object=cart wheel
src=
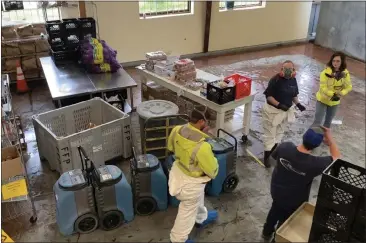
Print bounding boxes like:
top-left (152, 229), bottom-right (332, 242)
top-left (30, 216), bottom-right (37, 223)
top-left (75, 213), bottom-right (98, 234)
top-left (242, 135), bottom-right (248, 144)
top-left (222, 173), bottom-right (239, 193)
top-left (100, 210), bottom-right (124, 231)
top-left (135, 197), bottom-right (157, 216)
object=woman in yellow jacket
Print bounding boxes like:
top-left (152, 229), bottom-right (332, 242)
top-left (313, 52), bottom-right (352, 128)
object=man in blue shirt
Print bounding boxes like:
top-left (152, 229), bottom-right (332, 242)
top-left (262, 126), bottom-right (340, 241)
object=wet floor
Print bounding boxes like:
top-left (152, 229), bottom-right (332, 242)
top-left (2, 43), bottom-right (365, 242)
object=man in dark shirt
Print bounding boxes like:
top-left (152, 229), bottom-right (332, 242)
top-left (262, 60), bottom-right (306, 168)
top-left (262, 126), bottom-right (340, 241)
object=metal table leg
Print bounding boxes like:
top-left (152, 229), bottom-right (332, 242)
top-left (242, 101), bottom-right (253, 143)
top-left (214, 111), bottom-right (226, 134)
top-left (129, 88), bottom-right (135, 111)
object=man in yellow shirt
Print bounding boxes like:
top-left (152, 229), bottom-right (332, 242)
top-left (167, 107), bottom-right (219, 243)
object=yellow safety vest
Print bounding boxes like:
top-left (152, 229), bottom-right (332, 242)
top-left (168, 124), bottom-right (218, 178)
top-left (316, 67), bottom-right (352, 106)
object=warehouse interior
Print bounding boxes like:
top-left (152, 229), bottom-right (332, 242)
top-left (1, 1), bottom-right (365, 242)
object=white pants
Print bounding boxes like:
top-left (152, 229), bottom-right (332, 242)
top-left (262, 103), bottom-right (295, 151)
top-left (169, 163), bottom-right (211, 243)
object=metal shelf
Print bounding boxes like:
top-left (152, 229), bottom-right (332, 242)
top-left (2, 35), bottom-right (48, 44)
top-left (2, 51), bottom-right (49, 59)
top-left (1, 74), bottom-right (38, 223)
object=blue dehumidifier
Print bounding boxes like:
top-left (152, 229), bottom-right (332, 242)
top-left (54, 158), bottom-right (98, 235)
top-left (205, 129), bottom-right (239, 196)
top-left (92, 164), bottom-right (134, 230)
top-left (130, 147), bottom-right (168, 216)
top-left (163, 155), bottom-right (180, 207)
top-left (78, 146), bottom-right (134, 231)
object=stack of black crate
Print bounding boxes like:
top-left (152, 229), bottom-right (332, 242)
top-left (309, 159), bottom-right (366, 243)
top-left (78, 17), bottom-right (97, 40)
top-left (46, 18), bottom-right (96, 65)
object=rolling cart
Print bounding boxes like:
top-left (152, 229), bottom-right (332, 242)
top-left (142, 114), bottom-right (189, 162)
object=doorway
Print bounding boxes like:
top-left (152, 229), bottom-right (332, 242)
top-left (308, 1), bottom-right (321, 41)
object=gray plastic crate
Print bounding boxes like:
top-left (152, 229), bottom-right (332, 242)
top-left (32, 98), bottom-right (131, 173)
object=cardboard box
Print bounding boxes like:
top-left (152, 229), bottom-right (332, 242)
top-left (1, 146), bottom-right (25, 180)
top-left (275, 202), bottom-right (315, 242)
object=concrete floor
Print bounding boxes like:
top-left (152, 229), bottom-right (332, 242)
top-left (2, 43), bottom-right (365, 242)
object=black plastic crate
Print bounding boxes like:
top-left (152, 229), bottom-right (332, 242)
top-left (50, 44), bottom-right (66, 52)
top-left (46, 20), bottom-right (63, 35)
top-left (78, 17), bottom-right (96, 40)
top-left (313, 200), bottom-right (354, 232)
top-left (78, 17), bottom-right (96, 30)
top-left (49, 36), bottom-right (64, 49)
top-left (352, 213), bottom-right (366, 242)
top-left (62, 18), bottom-right (79, 33)
top-left (352, 200), bottom-right (366, 242)
top-left (207, 82), bottom-right (235, 105)
top-left (317, 159), bottom-right (366, 213)
top-left (51, 49), bottom-right (78, 66)
top-left (63, 34), bottom-right (80, 50)
top-left (309, 222), bottom-right (349, 243)
top-left (79, 31), bottom-right (96, 40)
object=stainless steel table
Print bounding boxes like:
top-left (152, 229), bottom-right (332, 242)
top-left (88, 69), bottom-right (137, 109)
top-left (40, 57), bottom-right (137, 109)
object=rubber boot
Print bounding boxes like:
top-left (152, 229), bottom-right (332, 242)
top-left (195, 210), bottom-right (218, 228)
top-left (264, 151), bottom-right (272, 168)
top-left (270, 143), bottom-right (278, 154)
top-left (262, 224), bottom-right (274, 241)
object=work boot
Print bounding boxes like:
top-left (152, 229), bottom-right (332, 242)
top-left (263, 151), bottom-right (272, 168)
top-left (270, 143), bottom-right (278, 154)
top-left (262, 224), bottom-right (274, 241)
top-left (195, 210), bottom-right (218, 228)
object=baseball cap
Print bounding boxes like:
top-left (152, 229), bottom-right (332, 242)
top-left (303, 126), bottom-right (324, 148)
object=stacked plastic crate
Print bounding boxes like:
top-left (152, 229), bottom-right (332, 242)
top-left (46, 18), bottom-right (96, 65)
top-left (309, 159), bottom-right (366, 242)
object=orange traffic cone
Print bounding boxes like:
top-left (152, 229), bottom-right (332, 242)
top-left (16, 60), bottom-right (29, 93)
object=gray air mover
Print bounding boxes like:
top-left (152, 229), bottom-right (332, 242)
top-left (93, 164), bottom-right (134, 230)
top-left (53, 147), bottom-right (98, 236)
top-left (130, 147), bottom-right (168, 216)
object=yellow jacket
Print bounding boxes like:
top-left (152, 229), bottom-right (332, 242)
top-left (316, 67), bottom-right (352, 106)
top-left (167, 123), bottom-right (218, 179)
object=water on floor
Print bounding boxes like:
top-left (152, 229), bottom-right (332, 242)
top-left (2, 44), bottom-right (365, 242)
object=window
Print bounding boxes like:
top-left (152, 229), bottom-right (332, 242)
top-left (139, 1), bottom-right (192, 18)
top-left (219, 1), bottom-right (265, 11)
top-left (2, 1), bottom-right (61, 24)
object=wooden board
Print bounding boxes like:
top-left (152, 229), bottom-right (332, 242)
top-left (275, 202), bottom-right (315, 243)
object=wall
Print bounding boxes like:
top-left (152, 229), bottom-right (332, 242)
top-left (209, 1), bottom-right (312, 51)
top-left (59, 1), bottom-right (80, 19)
top-left (83, 1), bottom-right (312, 62)
top-left (315, 2), bottom-right (366, 61)
top-left (86, 2), bottom-right (205, 63)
